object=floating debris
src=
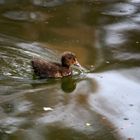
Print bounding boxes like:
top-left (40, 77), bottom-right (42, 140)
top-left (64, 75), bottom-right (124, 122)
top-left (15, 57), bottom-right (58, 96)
top-left (129, 104), bottom-right (134, 107)
top-left (43, 107), bottom-right (53, 111)
top-left (86, 123), bottom-right (91, 126)
top-left (123, 117), bottom-right (129, 120)
top-left (106, 61), bottom-right (110, 64)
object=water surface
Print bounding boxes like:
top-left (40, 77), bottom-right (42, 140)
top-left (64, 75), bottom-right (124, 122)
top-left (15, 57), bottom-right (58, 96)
top-left (0, 0), bottom-right (140, 140)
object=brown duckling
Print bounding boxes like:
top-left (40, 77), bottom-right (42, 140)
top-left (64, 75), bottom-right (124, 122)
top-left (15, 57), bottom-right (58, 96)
top-left (31, 51), bottom-right (82, 79)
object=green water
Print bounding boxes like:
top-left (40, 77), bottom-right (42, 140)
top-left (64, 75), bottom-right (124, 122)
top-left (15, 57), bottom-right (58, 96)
top-left (0, 0), bottom-right (140, 140)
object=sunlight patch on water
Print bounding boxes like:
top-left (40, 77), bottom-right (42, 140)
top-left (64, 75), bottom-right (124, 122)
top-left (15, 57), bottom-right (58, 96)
top-left (103, 21), bottom-right (140, 45)
top-left (87, 70), bottom-right (140, 139)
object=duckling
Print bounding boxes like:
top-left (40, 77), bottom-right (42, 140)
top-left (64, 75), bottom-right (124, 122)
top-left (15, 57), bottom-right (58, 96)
top-left (31, 51), bottom-right (82, 79)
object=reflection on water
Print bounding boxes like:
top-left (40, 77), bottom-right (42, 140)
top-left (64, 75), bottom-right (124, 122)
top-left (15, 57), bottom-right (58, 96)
top-left (103, 3), bottom-right (136, 16)
top-left (61, 77), bottom-right (76, 93)
top-left (88, 71), bottom-right (140, 140)
top-left (3, 11), bottom-right (49, 22)
top-left (0, 0), bottom-right (140, 140)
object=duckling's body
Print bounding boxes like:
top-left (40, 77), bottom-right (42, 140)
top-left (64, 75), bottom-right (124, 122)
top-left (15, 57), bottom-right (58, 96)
top-left (31, 58), bottom-right (72, 78)
top-left (31, 52), bottom-right (81, 79)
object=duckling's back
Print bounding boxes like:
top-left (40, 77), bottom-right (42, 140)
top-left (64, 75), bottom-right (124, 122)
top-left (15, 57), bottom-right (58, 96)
top-left (31, 58), bottom-right (62, 78)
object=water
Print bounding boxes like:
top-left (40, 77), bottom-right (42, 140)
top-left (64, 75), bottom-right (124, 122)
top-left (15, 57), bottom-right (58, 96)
top-left (0, 0), bottom-right (140, 140)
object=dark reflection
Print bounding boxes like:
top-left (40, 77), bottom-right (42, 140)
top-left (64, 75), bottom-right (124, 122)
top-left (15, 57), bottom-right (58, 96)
top-left (31, 75), bottom-right (81, 93)
top-left (61, 76), bottom-right (76, 93)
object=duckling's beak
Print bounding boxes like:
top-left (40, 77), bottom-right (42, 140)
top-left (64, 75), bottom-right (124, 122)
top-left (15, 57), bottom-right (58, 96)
top-left (74, 60), bottom-right (81, 67)
top-left (74, 61), bottom-right (85, 72)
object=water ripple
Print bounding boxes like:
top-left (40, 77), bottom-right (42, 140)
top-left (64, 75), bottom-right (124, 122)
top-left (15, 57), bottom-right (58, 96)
top-left (103, 3), bottom-right (137, 16)
top-left (32, 0), bottom-right (65, 7)
top-left (103, 21), bottom-right (140, 45)
top-left (3, 11), bottom-right (49, 22)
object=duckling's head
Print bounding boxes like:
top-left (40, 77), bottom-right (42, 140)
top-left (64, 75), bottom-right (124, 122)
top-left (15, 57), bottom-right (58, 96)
top-left (61, 52), bottom-right (81, 68)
